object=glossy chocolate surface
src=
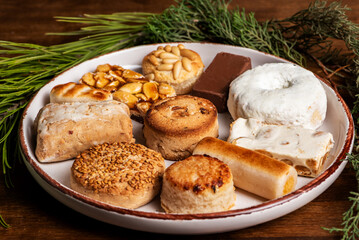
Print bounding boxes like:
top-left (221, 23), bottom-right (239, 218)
top-left (191, 52), bottom-right (252, 112)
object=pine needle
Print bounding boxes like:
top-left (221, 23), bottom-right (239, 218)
top-left (322, 154), bottom-right (359, 240)
top-left (0, 215), bottom-right (10, 229)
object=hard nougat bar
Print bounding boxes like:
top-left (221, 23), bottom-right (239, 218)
top-left (191, 52), bottom-right (252, 112)
top-left (228, 118), bottom-right (334, 177)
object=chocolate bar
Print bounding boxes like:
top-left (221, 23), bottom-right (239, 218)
top-left (191, 52), bottom-right (251, 112)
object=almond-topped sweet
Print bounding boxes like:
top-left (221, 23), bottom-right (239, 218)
top-left (143, 95), bottom-right (218, 160)
top-left (79, 63), bottom-right (176, 118)
top-left (80, 64), bottom-right (145, 92)
top-left (142, 44), bottom-right (204, 94)
top-left (70, 142), bottom-right (165, 209)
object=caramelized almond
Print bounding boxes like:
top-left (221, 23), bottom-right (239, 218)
top-left (143, 82), bottom-right (159, 101)
top-left (81, 72), bottom-right (96, 86)
top-left (94, 72), bottom-right (110, 88)
top-left (119, 82), bottom-right (143, 94)
top-left (96, 64), bottom-right (112, 72)
top-left (136, 102), bottom-right (152, 116)
top-left (108, 70), bottom-right (126, 84)
top-left (103, 80), bottom-right (121, 92)
top-left (145, 73), bottom-right (155, 81)
top-left (126, 78), bottom-right (149, 84)
top-left (122, 69), bottom-right (144, 79)
top-left (158, 83), bottom-right (176, 96)
top-left (135, 93), bottom-right (148, 101)
top-left (113, 90), bottom-right (139, 109)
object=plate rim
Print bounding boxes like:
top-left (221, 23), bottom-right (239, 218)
top-left (19, 42), bottom-right (355, 221)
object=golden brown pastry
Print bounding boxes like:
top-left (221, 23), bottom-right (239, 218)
top-left (142, 44), bottom-right (204, 94)
top-left (35, 101), bottom-right (134, 162)
top-left (71, 142), bottom-right (165, 209)
top-left (79, 63), bottom-right (176, 118)
top-left (143, 95), bottom-right (218, 160)
top-left (193, 137), bottom-right (297, 199)
top-left (160, 155), bottom-right (236, 214)
top-left (79, 64), bottom-right (144, 92)
top-left (50, 82), bottom-right (112, 103)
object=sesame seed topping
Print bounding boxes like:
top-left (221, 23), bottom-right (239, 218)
top-left (71, 142), bottom-right (165, 193)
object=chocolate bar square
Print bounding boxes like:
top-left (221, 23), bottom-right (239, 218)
top-left (191, 52), bottom-right (252, 112)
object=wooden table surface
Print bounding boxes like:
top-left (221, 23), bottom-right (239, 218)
top-left (1, 0), bottom-right (359, 239)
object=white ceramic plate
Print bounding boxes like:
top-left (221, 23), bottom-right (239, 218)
top-left (20, 42), bottom-right (354, 235)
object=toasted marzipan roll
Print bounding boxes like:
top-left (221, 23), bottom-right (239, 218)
top-left (50, 82), bottom-right (112, 103)
top-left (35, 101), bottom-right (134, 162)
top-left (192, 137), bottom-right (297, 200)
top-left (160, 155), bottom-right (236, 214)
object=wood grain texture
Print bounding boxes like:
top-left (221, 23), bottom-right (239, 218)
top-left (1, 0), bottom-right (358, 239)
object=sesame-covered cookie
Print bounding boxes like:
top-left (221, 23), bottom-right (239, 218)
top-left (70, 142), bottom-right (165, 209)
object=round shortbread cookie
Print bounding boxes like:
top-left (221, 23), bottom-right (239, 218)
top-left (143, 95), bottom-right (218, 160)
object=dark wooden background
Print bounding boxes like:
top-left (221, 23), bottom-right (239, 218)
top-left (1, 0), bottom-right (359, 239)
